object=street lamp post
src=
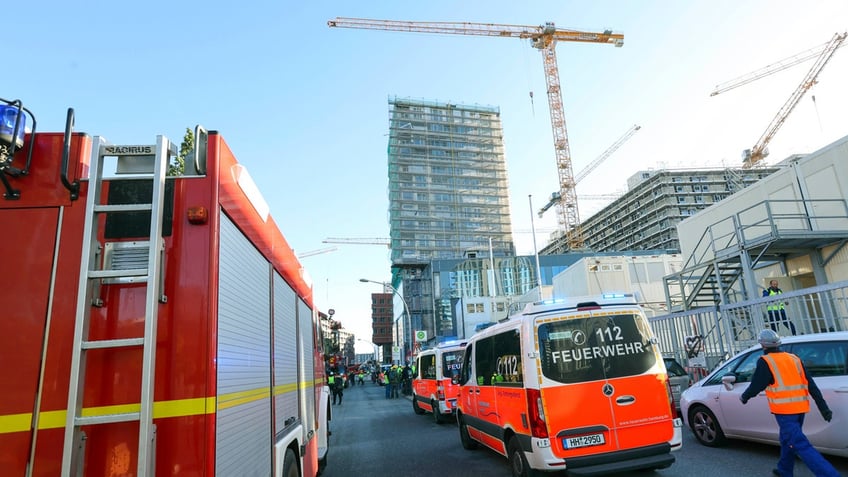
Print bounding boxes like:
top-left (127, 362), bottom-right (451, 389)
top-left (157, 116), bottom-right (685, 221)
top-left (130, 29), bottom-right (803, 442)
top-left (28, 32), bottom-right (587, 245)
top-left (359, 278), bottom-right (412, 364)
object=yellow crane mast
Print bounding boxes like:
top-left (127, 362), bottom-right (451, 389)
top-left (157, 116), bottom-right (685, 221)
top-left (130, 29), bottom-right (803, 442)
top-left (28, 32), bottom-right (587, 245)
top-left (740, 32), bottom-right (846, 168)
top-left (327, 17), bottom-right (624, 250)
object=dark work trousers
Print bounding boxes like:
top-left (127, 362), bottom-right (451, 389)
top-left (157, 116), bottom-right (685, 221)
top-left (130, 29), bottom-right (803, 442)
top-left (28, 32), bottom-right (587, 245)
top-left (767, 309), bottom-right (797, 335)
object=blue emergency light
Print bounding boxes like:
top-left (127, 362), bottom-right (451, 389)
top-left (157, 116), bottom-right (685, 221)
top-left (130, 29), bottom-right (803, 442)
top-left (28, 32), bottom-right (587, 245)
top-left (0, 103), bottom-right (25, 151)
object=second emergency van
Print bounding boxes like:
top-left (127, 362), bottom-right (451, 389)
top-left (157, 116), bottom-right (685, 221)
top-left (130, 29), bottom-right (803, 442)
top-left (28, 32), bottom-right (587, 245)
top-left (412, 340), bottom-right (467, 423)
top-left (454, 293), bottom-right (682, 476)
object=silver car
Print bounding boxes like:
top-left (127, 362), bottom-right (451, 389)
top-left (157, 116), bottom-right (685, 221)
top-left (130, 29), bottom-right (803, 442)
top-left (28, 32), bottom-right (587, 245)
top-left (664, 357), bottom-right (691, 413)
top-left (680, 332), bottom-right (848, 457)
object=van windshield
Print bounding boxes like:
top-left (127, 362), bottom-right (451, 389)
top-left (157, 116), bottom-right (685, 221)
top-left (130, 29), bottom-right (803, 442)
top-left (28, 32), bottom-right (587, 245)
top-left (537, 313), bottom-right (657, 384)
top-left (442, 350), bottom-right (463, 379)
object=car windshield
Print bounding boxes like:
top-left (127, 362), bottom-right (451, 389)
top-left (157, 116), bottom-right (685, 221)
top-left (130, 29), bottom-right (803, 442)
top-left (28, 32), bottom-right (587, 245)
top-left (442, 350), bottom-right (463, 379)
top-left (537, 312), bottom-right (658, 384)
top-left (664, 358), bottom-right (687, 377)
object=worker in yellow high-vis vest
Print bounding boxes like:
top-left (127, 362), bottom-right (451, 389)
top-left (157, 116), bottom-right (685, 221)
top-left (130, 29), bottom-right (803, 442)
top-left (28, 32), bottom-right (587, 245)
top-left (763, 279), bottom-right (797, 336)
top-left (740, 329), bottom-right (837, 477)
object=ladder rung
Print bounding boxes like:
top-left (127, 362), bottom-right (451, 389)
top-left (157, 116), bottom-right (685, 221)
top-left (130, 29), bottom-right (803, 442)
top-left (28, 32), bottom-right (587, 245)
top-left (82, 337), bottom-right (145, 350)
top-left (94, 204), bottom-right (153, 213)
top-left (89, 268), bottom-right (148, 279)
top-left (76, 412), bottom-right (140, 426)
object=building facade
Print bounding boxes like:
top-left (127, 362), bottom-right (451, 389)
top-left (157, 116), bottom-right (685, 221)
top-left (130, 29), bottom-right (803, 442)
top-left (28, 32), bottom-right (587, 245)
top-left (368, 292), bottom-right (394, 364)
top-left (430, 250), bottom-right (669, 340)
top-left (541, 166), bottom-right (781, 254)
top-left (387, 97), bottom-right (514, 265)
top-left (386, 97), bottom-right (515, 357)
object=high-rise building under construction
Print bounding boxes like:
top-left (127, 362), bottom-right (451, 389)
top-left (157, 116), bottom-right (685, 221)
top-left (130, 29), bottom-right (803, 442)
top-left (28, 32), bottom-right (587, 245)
top-left (387, 97), bottom-right (514, 263)
top-left (386, 97), bottom-right (514, 353)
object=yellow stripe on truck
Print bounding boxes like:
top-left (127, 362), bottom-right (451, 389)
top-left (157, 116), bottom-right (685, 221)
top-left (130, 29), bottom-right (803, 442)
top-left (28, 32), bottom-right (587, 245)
top-left (0, 397), bottom-right (217, 434)
top-left (0, 378), bottom-right (322, 435)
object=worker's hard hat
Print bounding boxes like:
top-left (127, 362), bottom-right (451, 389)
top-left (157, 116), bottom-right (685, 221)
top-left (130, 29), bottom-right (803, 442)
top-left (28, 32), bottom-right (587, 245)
top-left (757, 329), bottom-right (782, 348)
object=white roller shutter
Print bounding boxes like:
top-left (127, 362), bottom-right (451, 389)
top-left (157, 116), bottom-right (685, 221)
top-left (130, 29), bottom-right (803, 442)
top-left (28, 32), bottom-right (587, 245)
top-left (298, 298), bottom-right (316, 429)
top-left (216, 214), bottom-right (272, 476)
top-left (274, 273), bottom-right (299, 435)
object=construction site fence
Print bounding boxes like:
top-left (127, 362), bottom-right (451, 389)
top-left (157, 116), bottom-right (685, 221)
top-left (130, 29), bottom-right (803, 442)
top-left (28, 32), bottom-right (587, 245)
top-left (649, 279), bottom-right (848, 380)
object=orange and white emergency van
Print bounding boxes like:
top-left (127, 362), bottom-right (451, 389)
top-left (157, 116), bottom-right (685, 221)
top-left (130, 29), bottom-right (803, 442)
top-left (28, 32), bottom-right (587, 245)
top-left (0, 102), bottom-right (330, 476)
top-left (412, 340), bottom-right (466, 423)
top-left (454, 293), bottom-right (682, 476)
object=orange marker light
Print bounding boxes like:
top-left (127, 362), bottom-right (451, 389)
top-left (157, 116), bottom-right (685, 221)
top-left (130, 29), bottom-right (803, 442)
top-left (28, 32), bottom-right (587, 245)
top-left (187, 206), bottom-right (208, 224)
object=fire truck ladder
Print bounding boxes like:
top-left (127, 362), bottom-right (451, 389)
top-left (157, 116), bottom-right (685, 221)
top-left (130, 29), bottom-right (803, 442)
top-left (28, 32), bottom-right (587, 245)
top-left (62, 136), bottom-right (175, 476)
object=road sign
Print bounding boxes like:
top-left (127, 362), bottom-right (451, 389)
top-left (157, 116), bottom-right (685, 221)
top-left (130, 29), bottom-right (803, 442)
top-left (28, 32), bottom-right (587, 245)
top-left (415, 330), bottom-right (427, 342)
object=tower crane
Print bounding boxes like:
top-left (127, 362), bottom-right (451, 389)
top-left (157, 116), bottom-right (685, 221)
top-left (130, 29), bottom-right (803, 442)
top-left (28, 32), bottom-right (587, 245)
top-left (328, 17), bottom-right (624, 251)
top-left (296, 246), bottom-right (338, 258)
top-left (720, 31), bottom-right (845, 168)
top-left (323, 237), bottom-right (391, 247)
top-left (710, 37), bottom-right (846, 97)
top-left (538, 124), bottom-right (640, 218)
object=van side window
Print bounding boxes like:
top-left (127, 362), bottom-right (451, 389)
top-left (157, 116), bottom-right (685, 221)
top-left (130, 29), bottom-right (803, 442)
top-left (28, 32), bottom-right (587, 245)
top-left (459, 343), bottom-right (473, 385)
top-left (493, 330), bottom-right (522, 386)
top-left (788, 341), bottom-right (848, 377)
top-left (475, 330), bottom-right (523, 386)
top-left (475, 337), bottom-right (495, 386)
top-left (420, 355), bottom-right (437, 379)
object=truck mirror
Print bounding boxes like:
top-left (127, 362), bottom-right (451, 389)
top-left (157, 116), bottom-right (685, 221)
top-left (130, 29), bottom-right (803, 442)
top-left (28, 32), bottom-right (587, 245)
top-left (193, 125), bottom-right (208, 175)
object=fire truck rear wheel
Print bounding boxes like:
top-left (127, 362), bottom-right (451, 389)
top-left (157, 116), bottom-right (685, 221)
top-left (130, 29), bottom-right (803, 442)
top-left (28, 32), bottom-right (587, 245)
top-left (282, 447), bottom-right (298, 477)
top-left (412, 396), bottom-right (425, 415)
top-left (508, 436), bottom-right (543, 477)
top-left (458, 414), bottom-right (478, 450)
top-left (432, 401), bottom-right (445, 424)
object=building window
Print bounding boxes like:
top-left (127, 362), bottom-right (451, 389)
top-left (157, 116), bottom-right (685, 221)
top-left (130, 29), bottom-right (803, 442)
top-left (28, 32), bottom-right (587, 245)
top-left (466, 304), bottom-right (476, 314)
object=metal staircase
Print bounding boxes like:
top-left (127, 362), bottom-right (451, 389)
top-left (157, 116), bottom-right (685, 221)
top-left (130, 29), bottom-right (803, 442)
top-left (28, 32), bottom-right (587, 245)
top-left (61, 136), bottom-right (174, 476)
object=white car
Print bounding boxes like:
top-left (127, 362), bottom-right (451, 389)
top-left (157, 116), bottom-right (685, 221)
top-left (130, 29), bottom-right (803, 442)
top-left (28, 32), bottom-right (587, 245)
top-left (680, 331), bottom-right (848, 457)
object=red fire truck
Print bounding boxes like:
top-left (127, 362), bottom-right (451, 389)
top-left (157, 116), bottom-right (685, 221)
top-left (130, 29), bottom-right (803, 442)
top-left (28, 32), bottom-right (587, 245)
top-left (0, 100), bottom-right (331, 476)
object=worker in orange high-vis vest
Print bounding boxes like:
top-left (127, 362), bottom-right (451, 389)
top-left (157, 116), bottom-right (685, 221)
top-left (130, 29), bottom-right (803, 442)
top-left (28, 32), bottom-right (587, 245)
top-left (740, 329), bottom-right (838, 477)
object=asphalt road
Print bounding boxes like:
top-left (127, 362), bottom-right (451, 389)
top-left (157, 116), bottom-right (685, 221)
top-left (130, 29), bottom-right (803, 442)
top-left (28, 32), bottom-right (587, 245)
top-left (320, 381), bottom-right (848, 477)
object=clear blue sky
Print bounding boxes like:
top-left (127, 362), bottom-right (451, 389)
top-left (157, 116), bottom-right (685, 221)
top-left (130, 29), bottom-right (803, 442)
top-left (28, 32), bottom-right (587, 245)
top-left (12, 1), bottom-right (848, 350)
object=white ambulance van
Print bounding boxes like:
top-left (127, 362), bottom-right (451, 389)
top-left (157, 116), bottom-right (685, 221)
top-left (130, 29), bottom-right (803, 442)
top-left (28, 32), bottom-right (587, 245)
top-left (454, 293), bottom-right (682, 476)
top-left (412, 340), bottom-right (467, 423)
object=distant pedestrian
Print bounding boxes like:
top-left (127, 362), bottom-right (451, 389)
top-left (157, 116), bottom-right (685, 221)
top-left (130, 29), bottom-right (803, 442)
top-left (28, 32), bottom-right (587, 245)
top-left (401, 365), bottom-right (412, 396)
top-left (382, 371), bottom-right (390, 398)
top-left (763, 280), bottom-right (797, 336)
top-left (389, 364), bottom-right (401, 399)
top-left (330, 372), bottom-right (344, 405)
top-left (740, 329), bottom-right (837, 477)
